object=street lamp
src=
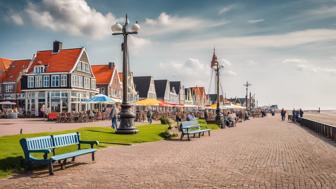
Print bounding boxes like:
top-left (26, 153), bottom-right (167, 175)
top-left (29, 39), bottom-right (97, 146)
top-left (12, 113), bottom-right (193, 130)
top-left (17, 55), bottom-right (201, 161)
top-left (111, 15), bottom-right (140, 134)
top-left (243, 81), bottom-right (252, 111)
top-left (211, 49), bottom-right (224, 126)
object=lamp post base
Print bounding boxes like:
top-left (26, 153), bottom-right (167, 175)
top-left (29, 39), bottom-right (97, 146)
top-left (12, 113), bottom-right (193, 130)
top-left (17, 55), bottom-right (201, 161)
top-left (116, 103), bottom-right (138, 134)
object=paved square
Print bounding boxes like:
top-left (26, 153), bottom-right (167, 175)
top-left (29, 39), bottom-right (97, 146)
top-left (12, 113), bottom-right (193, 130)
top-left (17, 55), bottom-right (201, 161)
top-left (1, 116), bottom-right (336, 189)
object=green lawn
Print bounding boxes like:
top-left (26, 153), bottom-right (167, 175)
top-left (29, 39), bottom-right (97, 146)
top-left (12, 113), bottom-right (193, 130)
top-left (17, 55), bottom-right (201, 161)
top-left (198, 119), bottom-right (220, 130)
top-left (0, 124), bottom-right (168, 178)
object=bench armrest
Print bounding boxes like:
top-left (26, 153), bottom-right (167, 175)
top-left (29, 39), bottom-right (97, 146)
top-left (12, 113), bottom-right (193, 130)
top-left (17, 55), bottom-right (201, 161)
top-left (80, 140), bottom-right (99, 147)
top-left (28, 149), bottom-right (51, 154)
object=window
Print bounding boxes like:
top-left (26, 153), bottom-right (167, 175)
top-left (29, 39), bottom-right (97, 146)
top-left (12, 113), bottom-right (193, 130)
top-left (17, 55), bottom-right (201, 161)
top-left (78, 76), bottom-right (83, 88)
top-left (100, 87), bottom-right (105, 94)
top-left (91, 79), bottom-right (96, 89)
top-left (43, 75), bottom-right (49, 87)
top-left (28, 76), bottom-right (34, 88)
top-left (5, 85), bottom-right (13, 93)
top-left (84, 77), bottom-right (90, 89)
top-left (35, 76), bottom-right (42, 88)
top-left (51, 75), bottom-right (60, 87)
top-left (61, 75), bottom-right (67, 87)
top-left (76, 62), bottom-right (81, 71)
top-left (34, 65), bottom-right (45, 73)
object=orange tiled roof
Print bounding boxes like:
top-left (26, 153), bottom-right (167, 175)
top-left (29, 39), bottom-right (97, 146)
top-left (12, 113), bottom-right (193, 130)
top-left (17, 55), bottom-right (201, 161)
top-left (27, 48), bottom-right (82, 73)
top-left (0, 58), bottom-right (13, 72)
top-left (92, 65), bottom-right (115, 84)
top-left (3, 59), bottom-right (31, 82)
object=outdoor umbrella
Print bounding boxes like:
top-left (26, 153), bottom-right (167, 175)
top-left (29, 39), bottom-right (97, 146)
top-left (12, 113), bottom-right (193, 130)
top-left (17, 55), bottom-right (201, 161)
top-left (88, 94), bottom-right (116, 104)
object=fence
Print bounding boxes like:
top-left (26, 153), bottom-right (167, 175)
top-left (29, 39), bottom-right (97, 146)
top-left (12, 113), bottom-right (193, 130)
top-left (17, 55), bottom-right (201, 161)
top-left (297, 117), bottom-right (336, 141)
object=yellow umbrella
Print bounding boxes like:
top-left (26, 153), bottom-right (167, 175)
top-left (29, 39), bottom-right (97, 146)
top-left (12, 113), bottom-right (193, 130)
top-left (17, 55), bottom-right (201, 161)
top-left (135, 98), bottom-right (161, 106)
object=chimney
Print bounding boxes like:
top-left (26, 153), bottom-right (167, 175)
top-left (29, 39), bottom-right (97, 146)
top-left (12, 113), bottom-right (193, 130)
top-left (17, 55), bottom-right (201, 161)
top-left (108, 62), bottom-right (115, 69)
top-left (53, 41), bottom-right (62, 53)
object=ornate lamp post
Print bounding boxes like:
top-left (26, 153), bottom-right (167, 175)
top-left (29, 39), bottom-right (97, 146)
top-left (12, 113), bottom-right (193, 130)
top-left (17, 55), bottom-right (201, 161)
top-left (243, 81), bottom-right (252, 111)
top-left (111, 15), bottom-right (140, 134)
top-left (211, 49), bottom-right (224, 126)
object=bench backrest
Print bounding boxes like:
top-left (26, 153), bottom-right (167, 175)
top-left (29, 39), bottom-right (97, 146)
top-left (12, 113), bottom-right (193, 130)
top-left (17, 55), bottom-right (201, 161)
top-left (53, 133), bottom-right (80, 148)
top-left (23, 136), bottom-right (54, 151)
top-left (20, 132), bottom-right (81, 159)
top-left (181, 120), bottom-right (201, 132)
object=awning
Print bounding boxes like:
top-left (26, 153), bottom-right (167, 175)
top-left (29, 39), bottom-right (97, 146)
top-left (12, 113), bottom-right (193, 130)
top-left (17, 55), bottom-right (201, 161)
top-left (135, 99), bottom-right (161, 106)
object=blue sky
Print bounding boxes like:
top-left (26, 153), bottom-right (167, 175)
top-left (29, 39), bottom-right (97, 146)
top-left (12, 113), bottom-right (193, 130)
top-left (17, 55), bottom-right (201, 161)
top-left (1, 0), bottom-right (336, 109)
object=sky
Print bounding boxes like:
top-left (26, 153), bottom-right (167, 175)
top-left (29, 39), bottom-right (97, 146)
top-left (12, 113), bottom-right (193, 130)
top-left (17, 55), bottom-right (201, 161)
top-left (1, 0), bottom-right (336, 109)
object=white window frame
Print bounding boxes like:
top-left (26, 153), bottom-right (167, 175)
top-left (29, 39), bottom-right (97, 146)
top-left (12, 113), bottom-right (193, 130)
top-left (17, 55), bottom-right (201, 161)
top-left (43, 75), bottom-right (49, 87)
top-left (61, 75), bottom-right (67, 87)
top-left (28, 76), bottom-right (34, 88)
top-left (5, 85), bottom-right (13, 93)
top-left (91, 79), bottom-right (96, 89)
top-left (35, 75), bottom-right (42, 88)
top-left (51, 75), bottom-right (60, 87)
top-left (78, 76), bottom-right (83, 88)
top-left (34, 65), bottom-right (45, 73)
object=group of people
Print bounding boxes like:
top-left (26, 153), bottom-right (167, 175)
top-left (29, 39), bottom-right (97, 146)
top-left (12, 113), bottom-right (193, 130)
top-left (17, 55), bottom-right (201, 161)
top-left (280, 108), bottom-right (304, 121)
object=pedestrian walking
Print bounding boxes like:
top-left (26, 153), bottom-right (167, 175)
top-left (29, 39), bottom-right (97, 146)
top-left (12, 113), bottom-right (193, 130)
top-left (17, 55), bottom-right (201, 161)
top-left (280, 108), bottom-right (286, 121)
top-left (110, 104), bottom-right (118, 130)
top-left (147, 109), bottom-right (153, 124)
top-left (299, 108), bottom-right (304, 118)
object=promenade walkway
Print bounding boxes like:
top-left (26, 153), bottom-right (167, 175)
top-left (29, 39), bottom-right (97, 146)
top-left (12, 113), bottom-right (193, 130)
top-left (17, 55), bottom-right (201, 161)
top-left (1, 116), bottom-right (336, 188)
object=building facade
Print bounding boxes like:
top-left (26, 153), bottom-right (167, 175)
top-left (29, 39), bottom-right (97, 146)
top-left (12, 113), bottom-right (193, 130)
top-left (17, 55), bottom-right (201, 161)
top-left (133, 76), bottom-right (156, 100)
top-left (1, 59), bottom-right (31, 107)
top-left (92, 62), bottom-right (122, 102)
top-left (21, 41), bottom-right (98, 116)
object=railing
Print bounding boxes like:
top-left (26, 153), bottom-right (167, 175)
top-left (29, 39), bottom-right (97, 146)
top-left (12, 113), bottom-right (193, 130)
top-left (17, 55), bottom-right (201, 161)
top-left (297, 117), bottom-right (336, 141)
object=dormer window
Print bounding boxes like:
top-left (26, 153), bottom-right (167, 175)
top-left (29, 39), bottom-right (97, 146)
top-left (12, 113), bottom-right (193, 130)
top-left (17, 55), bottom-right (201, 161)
top-left (34, 65), bottom-right (45, 73)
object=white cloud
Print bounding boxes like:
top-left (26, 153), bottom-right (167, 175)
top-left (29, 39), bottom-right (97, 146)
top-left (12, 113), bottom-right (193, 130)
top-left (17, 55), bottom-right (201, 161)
top-left (9, 13), bottom-right (24, 25)
top-left (224, 70), bottom-right (237, 76)
top-left (282, 58), bottom-right (308, 64)
top-left (159, 58), bottom-right (210, 87)
top-left (302, 5), bottom-right (336, 20)
top-left (174, 29), bottom-right (336, 50)
top-left (142, 12), bottom-right (227, 36)
top-left (129, 36), bottom-right (151, 49)
top-left (248, 19), bottom-right (264, 24)
top-left (220, 58), bottom-right (232, 67)
top-left (293, 62), bottom-right (336, 75)
top-left (24, 0), bottom-right (116, 39)
top-left (218, 5), bottom-right (235, 15)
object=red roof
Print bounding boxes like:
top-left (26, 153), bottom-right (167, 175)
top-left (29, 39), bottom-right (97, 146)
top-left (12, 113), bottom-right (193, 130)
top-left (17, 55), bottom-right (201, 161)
top-left (3, 59), bottom-right (31, 82)
top-left (92, 65), bottom-right (115, 84)
top-left (0, 58), bottom-right (12, 72)
top-left (28, 48), bottom-right (82, 73)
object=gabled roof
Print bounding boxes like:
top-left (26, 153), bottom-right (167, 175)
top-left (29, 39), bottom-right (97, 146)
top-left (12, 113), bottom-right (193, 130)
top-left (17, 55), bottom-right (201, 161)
top-left (92, 64), bottom-right (115, 85)
top-left (133, 76), bottom-right (152, 98)
top-left (27, 48), bottom-right (83, 73)
top-left (0, 58), bottom-right (12, 72)
top-left (170, 81), bottom-right (181, 94)
top-left (154, 80), bottom-right (168, 99)
top-left (3, 59), bottom-right (31, 82)
top-left (190, 86), bottom-right (206, 97)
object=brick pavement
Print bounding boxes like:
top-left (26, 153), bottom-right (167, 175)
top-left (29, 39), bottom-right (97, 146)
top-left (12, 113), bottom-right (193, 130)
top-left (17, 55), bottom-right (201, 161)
top-left (1, 116), bottom-right (336, 189)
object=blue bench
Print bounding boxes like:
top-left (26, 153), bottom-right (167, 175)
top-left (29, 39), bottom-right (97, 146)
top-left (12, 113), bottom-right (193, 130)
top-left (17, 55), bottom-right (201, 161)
top-left (20, 132), bottom-right (99, 175)
top-left (180, 120), bottom-right (211, 141)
